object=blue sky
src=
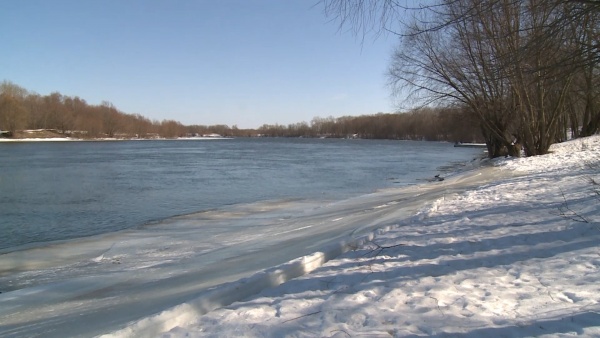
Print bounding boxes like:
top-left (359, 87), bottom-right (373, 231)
top-left (1, 0), bottom-right (400, 128)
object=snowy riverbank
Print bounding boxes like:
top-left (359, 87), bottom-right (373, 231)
top-left (0, 136), bottom-right (230, 142)
top-left (108, 136), bottom-right (600, 337)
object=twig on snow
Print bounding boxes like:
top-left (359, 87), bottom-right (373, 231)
top-left (329, 329), bottom-right (351, 337)
top-left (429, 295), bottom-right (445, 317)
top-left (556, 188), bottom-right (589, 223)
top-left (362, 241), bottom-right (405, 258)
top-left (281, 310), bottom-right (322, 323)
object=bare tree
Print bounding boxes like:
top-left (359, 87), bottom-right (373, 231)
top-left (324, 0), bottom-right (600, 157)
top-left (561, 1), bottom-right (600, 137)
top-left (100, 101), bottom-right (121, 138)
top-left (0, 81), bottom-right (28, 133)
top-left (0, 94), bottom-right (27, 133)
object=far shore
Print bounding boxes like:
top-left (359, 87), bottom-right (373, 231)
top-left (0, 129), bottom-right (231, 142)
top-left (0, 137), bottom-right (232, 142)
top-left (0, 129), bottom-right (230, 142)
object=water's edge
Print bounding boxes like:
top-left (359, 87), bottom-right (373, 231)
top-left (100, 165), bottom-right (508, 338)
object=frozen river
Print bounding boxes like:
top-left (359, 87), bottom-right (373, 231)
top-left (0, 138), bottom-right (487, 337)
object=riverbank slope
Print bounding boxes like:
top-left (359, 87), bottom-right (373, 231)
top-left (133, 136), bottom-right (600, 337)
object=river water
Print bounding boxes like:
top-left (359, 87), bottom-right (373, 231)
top-left (0, 138), bottom-right (487, 337)
top-left (0, 138), bottom-right (481, 252)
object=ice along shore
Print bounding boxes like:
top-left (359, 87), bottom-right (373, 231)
top-left (103, 136), bottom-right (600, 337)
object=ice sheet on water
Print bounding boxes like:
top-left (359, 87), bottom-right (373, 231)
top-left (148, 136), bottom-right (600, 338)
top-left (0, 162), bottom-right (509, 337)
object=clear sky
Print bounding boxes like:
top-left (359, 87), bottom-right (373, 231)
top-left (1, 0), bottom-right (400, 128)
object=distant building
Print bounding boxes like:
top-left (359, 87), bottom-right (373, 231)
top-left (202, 133), bottom-right (223, 138)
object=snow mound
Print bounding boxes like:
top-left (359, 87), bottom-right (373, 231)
top-left (497, 135), bottom-right (600, 173)
top-left (101, 234), bottom-right (379, 338)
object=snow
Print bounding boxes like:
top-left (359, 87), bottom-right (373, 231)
top-left (0, 137), bottom-right (74, 142)
top-left (108, 136), bottom-right (600, 337)
top-left (0, 136), bottom-right (230, 142)
top-left (2, 136), bottom-right (599, 337)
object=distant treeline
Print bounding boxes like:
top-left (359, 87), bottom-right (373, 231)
top-left (0, 81), bottom-right (238, 139)
top-left (0, 80), bottom-right (481, 142)
top-left (257, 108), bottom-right (482, 142)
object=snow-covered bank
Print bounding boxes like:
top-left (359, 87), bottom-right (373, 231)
top-left (0, 137), bottom-right (74, 142)
top-left (129, 136), bottom-right (599, 337)
top-left (0, 136), bottom-right (231, 142)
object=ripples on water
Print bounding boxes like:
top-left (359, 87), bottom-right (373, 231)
top-left (0, 138), bottom-right (482, 251)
